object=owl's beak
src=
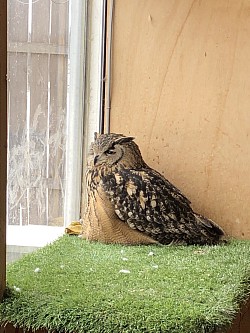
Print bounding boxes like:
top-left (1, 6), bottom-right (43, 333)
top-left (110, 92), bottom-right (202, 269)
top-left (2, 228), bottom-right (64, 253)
top-left (94, 155), bottom-right (99, 165)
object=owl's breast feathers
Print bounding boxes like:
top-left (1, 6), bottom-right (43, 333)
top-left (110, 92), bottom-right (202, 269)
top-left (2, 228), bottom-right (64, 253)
top-left (100, 168), bottom-right (224, 245)
top-left (81, 166), bottom-right (158, 244)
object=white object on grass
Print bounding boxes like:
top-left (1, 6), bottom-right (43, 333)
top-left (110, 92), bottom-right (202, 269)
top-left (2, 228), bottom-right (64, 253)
top-left (119, 269), bottom-right (131, 274)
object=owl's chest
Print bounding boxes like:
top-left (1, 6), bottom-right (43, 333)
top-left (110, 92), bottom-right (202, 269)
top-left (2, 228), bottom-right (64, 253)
top-left (81, 184), bottom-right (156, 245)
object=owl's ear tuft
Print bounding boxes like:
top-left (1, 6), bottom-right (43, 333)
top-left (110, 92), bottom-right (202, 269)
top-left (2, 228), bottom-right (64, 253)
top-left (114, 136), bottom-right (135, 145)
top-left (94, 132), bottom-right (101, 141)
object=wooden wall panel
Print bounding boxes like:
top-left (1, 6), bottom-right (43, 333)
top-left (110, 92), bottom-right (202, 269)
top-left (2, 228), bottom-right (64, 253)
top-left (109, 0), bottom-right (250, 239)
top-left (48, 54), bottom-right (67, 226)
top-left (28, 53), bottom-right (49, 225)
top-left (7, 1), bottom-right (68, 227)
top-left (48, 0), bottom-right (69, 226)
top-left (32, 0), bottom-right (50, 43)
top-left (7, 53), bottom-right (29, 226)
top-left (50, 0), bottom-right (69, 45)
top-left (7, 0), bottom-right (28, 43)
top-left (28, 0), bottom-right (50, 225)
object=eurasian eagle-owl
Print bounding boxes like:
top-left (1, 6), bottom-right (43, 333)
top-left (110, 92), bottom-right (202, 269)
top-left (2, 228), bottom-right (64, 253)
top-left (81, 133), bottom-right (225, 245)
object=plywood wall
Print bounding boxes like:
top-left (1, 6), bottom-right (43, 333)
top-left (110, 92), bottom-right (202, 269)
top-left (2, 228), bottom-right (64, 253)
top-left (109, 0), bottom-right (250, 239)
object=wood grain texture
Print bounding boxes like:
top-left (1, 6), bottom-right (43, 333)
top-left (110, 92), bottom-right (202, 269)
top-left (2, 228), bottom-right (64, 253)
top-left (109, 0), bottom-right (250, 239)
top-left (7, 1), bottom-right (68, 227)
top-left (7, 53), bottom-right (28, 226)
top-left (0, 0), bottom-right (7, 300)
top-left (228, 298), bottom-right (250, 333)
top-left (216, 298), bottom-right (250, 333)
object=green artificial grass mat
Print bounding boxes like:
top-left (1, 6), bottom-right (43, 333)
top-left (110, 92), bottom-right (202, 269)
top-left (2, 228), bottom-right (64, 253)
top-left (1, 236), bottom-right (250, 333)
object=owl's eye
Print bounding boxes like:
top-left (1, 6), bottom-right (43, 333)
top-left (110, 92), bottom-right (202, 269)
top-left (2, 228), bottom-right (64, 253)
top-left (105, 148), bottom-right (116, 155)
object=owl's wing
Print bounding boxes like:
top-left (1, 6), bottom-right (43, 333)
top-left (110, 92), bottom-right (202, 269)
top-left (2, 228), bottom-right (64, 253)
top-left (101, 168), bottom-right (199, 244)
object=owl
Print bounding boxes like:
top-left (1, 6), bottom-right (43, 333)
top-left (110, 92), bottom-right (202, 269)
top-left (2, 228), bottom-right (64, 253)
top-left (80, 133), bottom-right (225, 245)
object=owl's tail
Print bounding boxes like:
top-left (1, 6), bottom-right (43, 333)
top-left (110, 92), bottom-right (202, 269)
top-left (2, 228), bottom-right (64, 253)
top-left (194, 213), bottom-right (227, 245)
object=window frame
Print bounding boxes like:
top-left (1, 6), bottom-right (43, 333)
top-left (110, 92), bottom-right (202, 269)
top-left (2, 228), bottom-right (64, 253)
top-left (6, 0), bottom-right (106, 248)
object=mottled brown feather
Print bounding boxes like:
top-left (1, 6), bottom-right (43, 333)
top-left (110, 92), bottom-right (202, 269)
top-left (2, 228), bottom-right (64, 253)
top-left (81, 133), bottom-right (226, 245)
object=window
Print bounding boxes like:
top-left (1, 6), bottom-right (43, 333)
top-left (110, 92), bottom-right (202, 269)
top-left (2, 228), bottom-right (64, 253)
top-left (7, 0), bottom-right (105, 259)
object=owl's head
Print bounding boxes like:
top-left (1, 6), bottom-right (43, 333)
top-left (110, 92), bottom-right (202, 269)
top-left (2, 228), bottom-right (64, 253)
top-left (89, 133), bottom-right (146, 169)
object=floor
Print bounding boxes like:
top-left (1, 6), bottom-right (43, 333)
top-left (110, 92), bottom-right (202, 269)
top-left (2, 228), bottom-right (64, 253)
top-left (6, 225), bottom-right (64, 263)
top-left (7, 245), bottom-right (39, 263)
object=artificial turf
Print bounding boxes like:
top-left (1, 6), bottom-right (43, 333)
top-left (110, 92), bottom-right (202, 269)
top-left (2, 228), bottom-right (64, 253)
top-left (1, 235), bottom-right (250, 333)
